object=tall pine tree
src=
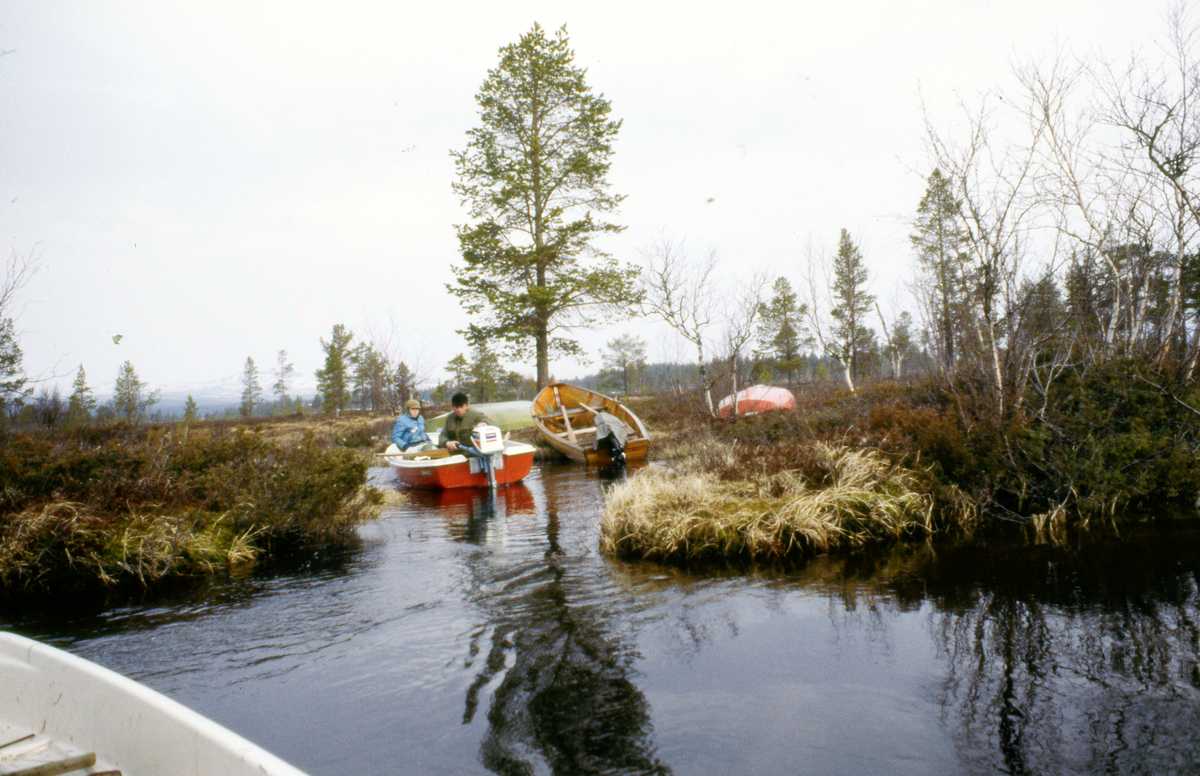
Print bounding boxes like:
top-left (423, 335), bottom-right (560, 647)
top-left (273, 349), bottom-right (294, 412)
top-left (450, 24), bottom-right (639, 387)
top-left (911, 169), bottom-right (968, 372)
top-left (240, 357), bottom-right (263, 417)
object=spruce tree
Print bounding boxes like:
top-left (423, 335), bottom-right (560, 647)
top-left (316, 324), bottom-right (353, 413)
top-left (829, 230), bottom-right (875, 390)
top-left (395, 361), bottom-right (416, 407)
top-left (66, 364), bottom-right (96, 425)
top-left (756, 278), bottom-right (809, 385)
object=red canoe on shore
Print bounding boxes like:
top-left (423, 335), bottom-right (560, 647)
top-left (716, 385), bottom-right (796, 418)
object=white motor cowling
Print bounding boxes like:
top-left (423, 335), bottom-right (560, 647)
top-left (471, 425), bottom-right (505, 454)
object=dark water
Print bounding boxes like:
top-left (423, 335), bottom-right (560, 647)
top-left (4, 463), bottom-right (1200, 776)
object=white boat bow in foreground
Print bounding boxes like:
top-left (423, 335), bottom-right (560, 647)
top-left (0, 630), bottom-right (310, 776)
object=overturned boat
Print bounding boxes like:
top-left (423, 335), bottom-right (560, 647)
top-left (716, 384), bottom-right (796, 418)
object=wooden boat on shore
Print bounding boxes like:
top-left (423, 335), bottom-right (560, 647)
top-left (531, 383), bottom-right (649, 465)
top-left (0, 631), bottom-right (310, 776)
top-left (382, 439), bottom-right (536, 489)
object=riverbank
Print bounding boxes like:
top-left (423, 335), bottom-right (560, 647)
top-left (603, 367), bottom-right (1200, 561)
top-left (0, 413), bottom-right (397, 593)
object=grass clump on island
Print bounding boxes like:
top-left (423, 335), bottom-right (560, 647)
top-left (601, 437), bottom-right (969, 561)
top-left (0, 415), bottom-right (395, 593)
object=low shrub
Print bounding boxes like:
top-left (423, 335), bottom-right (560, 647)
top-left (0, 424), bottom-right (382, 592)
top-left (1011, 358), bottom-right (1200, 521)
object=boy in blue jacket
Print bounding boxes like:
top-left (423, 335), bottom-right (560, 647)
top-left (391, 399), bottom-right (430, 451)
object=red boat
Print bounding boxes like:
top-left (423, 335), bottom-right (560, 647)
top-left (383, 441), bottom-right (536, 489)
top-left (716, 384), bottom-right (796, 418)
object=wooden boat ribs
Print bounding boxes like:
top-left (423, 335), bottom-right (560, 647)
top-left (531, 383), bottom-right (649, 465)
top-left (0, 720), bottom-right (104, 776)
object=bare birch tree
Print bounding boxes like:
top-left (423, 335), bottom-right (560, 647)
top-left (638, 237), bottom-right (721, 414)
top-left (1095, 2), bottom-right (1200, 375)
top-left (363, 317), bottom-right (437, 413)
top-left (0, 247), bottom-right (38, 421)
top-left (718, 270), bottom-right (770, 412)
top-left (923, 89), bottom-right (1048, 419)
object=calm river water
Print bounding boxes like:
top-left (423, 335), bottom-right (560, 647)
top-left (4, 462), bottom-right (1200, 775)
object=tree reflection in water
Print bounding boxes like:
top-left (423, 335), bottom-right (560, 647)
top-left (439, 484), bottom-right (670, 776)
top-left (835, 530), bottom-right (1200, 775)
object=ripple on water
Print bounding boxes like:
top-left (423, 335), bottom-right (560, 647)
top-left (7, 467), bottom-right (1200, 776)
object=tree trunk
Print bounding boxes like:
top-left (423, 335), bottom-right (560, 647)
top-left (696, 340), bottom-right (715, 415)
top-left (536, 328), bottom-right (549, 389)
top-left (1183, 314), bottom-right (1200, 382)
top-left (1157, 229), bottom-right (1186, 366)
top-left (730, 358), bottom-right (739, 415)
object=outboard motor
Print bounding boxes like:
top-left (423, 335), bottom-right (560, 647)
top-left (593, 412), bottom-right (627, 466)
top-left (471, 425), bottom-right (505, 454)
top-left (471, 425), bottom-right (504, 488)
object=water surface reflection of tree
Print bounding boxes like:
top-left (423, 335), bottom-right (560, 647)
top-left (824, 531), bottom-right (1200, 775)
top-left (448, 487), bottom-right (670, 776)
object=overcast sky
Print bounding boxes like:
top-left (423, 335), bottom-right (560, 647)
top-left (0, 0), bottom-right (1169, 400)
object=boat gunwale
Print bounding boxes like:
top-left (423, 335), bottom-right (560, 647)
top-left (530, 383), bottom-right (649, 464)
top-left (0, 632), bottom-right (312, 776)
top-left (386, 442), bottom-right (536, 489)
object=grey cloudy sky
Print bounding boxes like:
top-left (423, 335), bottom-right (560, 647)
top-left (1, 0), bottom-right (1165, 399)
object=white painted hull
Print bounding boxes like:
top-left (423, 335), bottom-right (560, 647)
top-left (0, 631), bottom-right (310, 776)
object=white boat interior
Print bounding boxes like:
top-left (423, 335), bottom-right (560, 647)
top-left (0, 632), bottom-right (311, 776)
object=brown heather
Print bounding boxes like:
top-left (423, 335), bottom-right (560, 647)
top-left (0, 414), bottom-right (397, 593)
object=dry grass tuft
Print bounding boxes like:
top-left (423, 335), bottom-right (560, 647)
top-left (0, 502), bottom-right (266, 589)
top-left (601, 442), bottom-right (939, 561)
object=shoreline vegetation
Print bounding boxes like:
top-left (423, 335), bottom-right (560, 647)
top-left (3, 359), bottom-right (1200, 592)
top-left (601, 442), bottom-right (954, 560)
top-left (0, 414), bottom-right (397, 594)
top-left (603, 363), bottom-right (1200, 561)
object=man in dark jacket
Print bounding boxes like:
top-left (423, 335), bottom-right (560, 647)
top-left (440, 392), bottom-right (495, 486)
top-left (439, 393), bottom-right (491, 452)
